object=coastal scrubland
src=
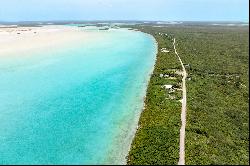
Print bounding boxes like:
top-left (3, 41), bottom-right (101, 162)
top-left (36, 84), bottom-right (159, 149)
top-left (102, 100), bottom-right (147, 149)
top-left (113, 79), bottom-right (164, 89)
top-left (126, 24), bottom-right (249, 165)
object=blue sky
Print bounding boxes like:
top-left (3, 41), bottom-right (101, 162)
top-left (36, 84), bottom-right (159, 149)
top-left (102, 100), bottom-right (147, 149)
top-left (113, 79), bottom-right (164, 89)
top-left (0, 0), bottom-right (248, 22)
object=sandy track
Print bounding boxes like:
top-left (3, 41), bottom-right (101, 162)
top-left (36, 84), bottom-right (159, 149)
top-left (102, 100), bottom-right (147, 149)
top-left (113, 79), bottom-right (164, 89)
top-left (173, 38), bottom-right (187, 165)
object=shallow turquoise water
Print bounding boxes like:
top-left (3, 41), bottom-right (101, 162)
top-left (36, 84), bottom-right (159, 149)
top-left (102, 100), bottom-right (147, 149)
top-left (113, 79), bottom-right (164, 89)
top-left (0, 28), bottom-right (157, 164)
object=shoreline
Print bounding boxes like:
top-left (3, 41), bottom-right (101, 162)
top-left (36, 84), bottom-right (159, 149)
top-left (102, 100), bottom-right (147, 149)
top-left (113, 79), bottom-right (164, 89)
top-left (126, 26), bottom-right (183, 165)
top-left (102, 31), bottom-right (158, 165)
top-left (123, 33), bottom-right (158, 164)
top-left (0, 26), bottom-right (159, 164)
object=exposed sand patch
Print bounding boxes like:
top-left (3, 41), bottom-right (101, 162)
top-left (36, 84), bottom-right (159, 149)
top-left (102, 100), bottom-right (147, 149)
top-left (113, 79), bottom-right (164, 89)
top-left (0, 25), bottom-right (102, 56)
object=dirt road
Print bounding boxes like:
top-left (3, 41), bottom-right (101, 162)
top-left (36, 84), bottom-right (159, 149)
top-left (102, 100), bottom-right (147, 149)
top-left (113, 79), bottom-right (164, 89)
top-left (173, 38), bottom-right (187, 165)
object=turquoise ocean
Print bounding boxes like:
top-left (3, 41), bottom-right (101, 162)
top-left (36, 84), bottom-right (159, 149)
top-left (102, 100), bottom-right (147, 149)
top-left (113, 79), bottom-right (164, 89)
top-left (0, 28), bottom-right (157, 164)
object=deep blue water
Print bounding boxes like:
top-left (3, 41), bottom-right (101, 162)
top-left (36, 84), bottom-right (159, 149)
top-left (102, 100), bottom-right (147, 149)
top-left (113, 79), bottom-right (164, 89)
top-left (0, 28), bottom-right (157, 164)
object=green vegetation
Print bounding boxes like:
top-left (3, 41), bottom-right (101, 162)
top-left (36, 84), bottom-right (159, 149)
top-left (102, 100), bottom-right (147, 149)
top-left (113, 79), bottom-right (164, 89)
top-left (125, 25), bottom-right (249, 165)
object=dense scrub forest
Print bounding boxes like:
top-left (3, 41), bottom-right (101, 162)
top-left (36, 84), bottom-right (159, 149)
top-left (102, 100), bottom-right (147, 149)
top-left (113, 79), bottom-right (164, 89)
top-left (125, 24), bottom-right (249, 165)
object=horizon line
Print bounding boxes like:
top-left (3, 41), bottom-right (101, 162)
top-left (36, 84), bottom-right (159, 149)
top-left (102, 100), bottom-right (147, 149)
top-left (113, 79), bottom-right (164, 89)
top-left (0, 19), bottom-right (249, 23)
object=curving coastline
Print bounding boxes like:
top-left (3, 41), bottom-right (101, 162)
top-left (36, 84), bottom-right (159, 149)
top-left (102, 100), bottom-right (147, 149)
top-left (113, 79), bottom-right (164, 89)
top-left (126, 26), bottom-right (182, 165)
top-left (121, 33), bottom-right (158, 164)
top-left (0, 25), bottom-right (158, 165)
top-left (103, 31), bottom-right (158, 165)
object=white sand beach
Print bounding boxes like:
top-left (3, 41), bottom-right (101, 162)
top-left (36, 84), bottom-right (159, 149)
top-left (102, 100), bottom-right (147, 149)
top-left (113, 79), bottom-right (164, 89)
top-left (0, 25), bottom-right (101, 56)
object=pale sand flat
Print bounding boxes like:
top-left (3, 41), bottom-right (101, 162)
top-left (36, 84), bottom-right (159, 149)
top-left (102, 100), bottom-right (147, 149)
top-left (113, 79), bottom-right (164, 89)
top-left (0, 25), bottom-right (102, 56)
